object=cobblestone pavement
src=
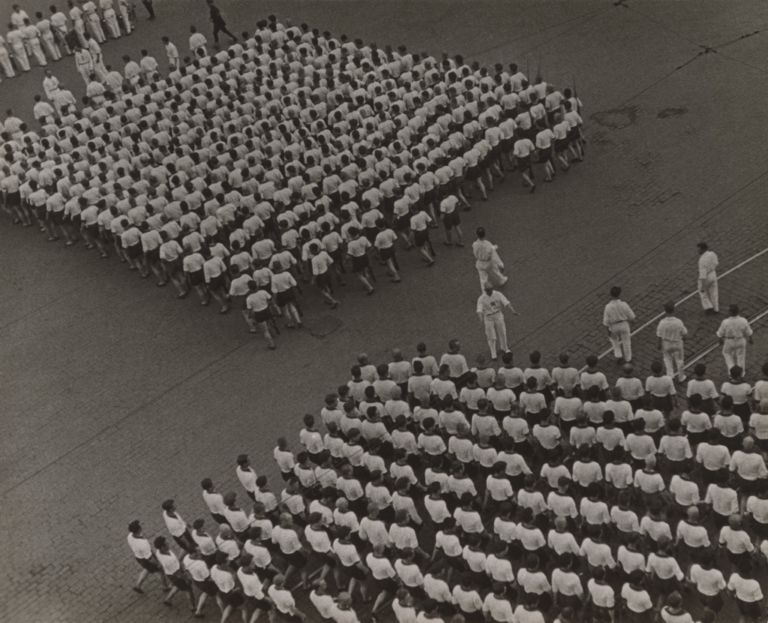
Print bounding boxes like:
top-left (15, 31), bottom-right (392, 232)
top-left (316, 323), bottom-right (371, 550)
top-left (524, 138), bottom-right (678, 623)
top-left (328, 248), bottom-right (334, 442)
top-left (1, 1), bottom-right (768, 622)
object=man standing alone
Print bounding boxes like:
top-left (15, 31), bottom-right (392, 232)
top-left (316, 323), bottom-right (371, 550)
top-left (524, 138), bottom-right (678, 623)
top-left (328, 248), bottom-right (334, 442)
top-left (697, 242), bottom-right (719, 314)
top-left (602, 286), bottom-right (636, 364)
top-left (207, 0), bottom-right (236, 46)
top-left (477, 284), bottom-right (518, 361)
top-left (656, 301), bottom-right (687, 382)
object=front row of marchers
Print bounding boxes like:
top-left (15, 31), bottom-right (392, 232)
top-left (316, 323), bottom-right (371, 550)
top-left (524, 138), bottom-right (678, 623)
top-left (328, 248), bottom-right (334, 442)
top-left (127, 346), bottom-right (768, 623)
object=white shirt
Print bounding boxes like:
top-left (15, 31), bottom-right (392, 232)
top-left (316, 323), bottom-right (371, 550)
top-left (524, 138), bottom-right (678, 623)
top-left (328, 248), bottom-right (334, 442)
top-left (698, 250), bottom-right (718, 279)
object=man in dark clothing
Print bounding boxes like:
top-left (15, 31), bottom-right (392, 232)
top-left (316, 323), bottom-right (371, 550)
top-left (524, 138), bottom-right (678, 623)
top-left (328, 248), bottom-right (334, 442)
top-left (207, 0), bottom-right (236, 45)
top-left (142, 0), bottom-right (155, 20)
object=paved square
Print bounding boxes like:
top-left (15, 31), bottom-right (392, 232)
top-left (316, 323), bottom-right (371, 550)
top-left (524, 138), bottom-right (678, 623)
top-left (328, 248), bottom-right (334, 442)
top-left (1, 1), bottom-right (767, 622)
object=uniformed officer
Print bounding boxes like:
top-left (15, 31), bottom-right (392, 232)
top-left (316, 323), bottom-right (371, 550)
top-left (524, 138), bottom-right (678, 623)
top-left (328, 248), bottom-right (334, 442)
top-left (716, 305), bottom-right (753, 372)
top-left (697, 242), bottom-right (719, 314)
top-left (603, 286), bottom-right (636, 364)
top-left (476, 284), bottom-right (518, 361)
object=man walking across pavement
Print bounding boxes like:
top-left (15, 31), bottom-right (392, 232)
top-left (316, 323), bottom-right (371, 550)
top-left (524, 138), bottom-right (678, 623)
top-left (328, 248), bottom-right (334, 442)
top-left (602, 286), bottom-right (636, 364)
top-left (716, 304), bottom-right (753, 372)
top-left (656, 301), bottom-right (688, 383)
top-left (698, 242), bottom-right (719, 314)
top-left (472, 227), bottom-right (507, 290)
top-left (477, 283), bottom-right (518, 361)
top-left (206, 0), bottom-right (236, 47)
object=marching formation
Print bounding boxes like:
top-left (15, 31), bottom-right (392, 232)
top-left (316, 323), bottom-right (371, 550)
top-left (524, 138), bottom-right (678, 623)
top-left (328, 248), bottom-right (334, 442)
top-left (128, 338), bottom-right (768, 623)
top-left (0, 1), bottom-right (139, 80)
top-left (1, 15), bottom-right (588, 350)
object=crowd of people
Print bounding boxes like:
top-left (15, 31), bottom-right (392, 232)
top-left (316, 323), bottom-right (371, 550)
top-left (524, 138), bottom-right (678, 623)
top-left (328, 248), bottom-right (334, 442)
top-left (0, 15), bottom-right (587, 349)
top-left (0, 0), bottom-right (144, 80)
top-left (127, 338), bottom-right (768, 623)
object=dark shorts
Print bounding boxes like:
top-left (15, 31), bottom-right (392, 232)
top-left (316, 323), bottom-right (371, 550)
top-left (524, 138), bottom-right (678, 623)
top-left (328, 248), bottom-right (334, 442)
top-left (465, 165), bottom-right (480, 181)
top-left (208, 274), bottom-right (225, 291)
top-left (145, 247), bottom-right (160, 264)
top-left (84, 222), bottom-right (99, 238)
top-left (283, 551), bottom-right (307, 568)
top-left (275, 289), bottom-right (295, 307)
top-left (169, 572), bottom-right (192, 591)
top-left (538, 149), bottom-right (553, 163)
top-left (329, 248), bottom-right (343, 264)
top-left (6, 190), bottom-right (20, 207)
top-left (163, 257), bottom-right (182, 275)
top-left (371, 576), bottom-right (398, 595)
top-left (378, 246), bottom-right (395, 261)
top-left (187, 269), bottom-right (205, 286)
top-left (310, 551), bottom-right (336, 568)
top-left (567, 127), bottom-right (581, 143)
top-left (349, 254), bottom-right (369, 273)
top-left (339, 563), bottom-right (366, 581)
top-left (195, 578), bottom-right (219, 596)
top-left (395, 214), bottom-right (410, 232)
top-left (50, 210), bottom-right (65, 224)
top-left (516, 156), bottom-right (532, 172)
top-left (652, 575), bottom-right (679, 595)
top-left (555, 138), bottom-right (569, 152)
top-left (315, 272), bottom-right (331, 290)
top-left (442, 211), bottom-right (460, 228)
top-left (251, 307), bottom-right (271, 323)
top-left (220, 588), bottom-right (245, 608)
top-left (363, 227), bottom-right (378, 243)
top-left (135, 556), bottom-right (160, 573)
top-left (413, 229), bottom-right (429, 247)
top-left (246, 596), bottom-right (273, 611)
top-left (126, 243), bottom-right (142, 259)
top-left (736, 599), bottom-right (762, 619)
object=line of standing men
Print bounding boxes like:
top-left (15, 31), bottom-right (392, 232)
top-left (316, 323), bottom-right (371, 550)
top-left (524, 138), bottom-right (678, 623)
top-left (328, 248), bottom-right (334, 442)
top-left (602, 243), bottom-right (755, 375)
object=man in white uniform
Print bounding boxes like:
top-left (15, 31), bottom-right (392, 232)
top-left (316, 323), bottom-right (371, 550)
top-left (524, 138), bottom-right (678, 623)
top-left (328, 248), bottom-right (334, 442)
top-left (35, 12), bottom-right (61, 61)
top-left (603, 286), bottom-right (636, 364)
top-left (656, 301), bottom-right (687, 382)
top-left (117, 0), bottom-right (132, 34)
top-left (716, 304), bottom-right (753, 372)
top-left (49, 6), bottom-right (71, 56)
top-left (477, 284), bottom-right (518, 360)
top-left (43, 69), bottom-right (60, 100)
top-left (22, 19), bottom-right (48, 67)
top-left (0, 36), bottom-right (14, 78)
top-left (6, 24), bottom-right (30, 72)
top-left (73, 44), bottom-right (94, 85)
top-left (472, 226), bottom-right (507, 289)
top-left (99, 0), bottom-right (122, 39)
top-left (697, 242), bottom-right (719, 314)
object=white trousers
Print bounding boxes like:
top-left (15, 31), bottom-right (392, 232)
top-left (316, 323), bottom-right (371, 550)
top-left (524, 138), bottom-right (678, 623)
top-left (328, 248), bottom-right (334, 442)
top-left (722, 339), bottom-right (746, 373)
top-left (29, 41), bottom-right (47, 66)
top-left (483, 312), bottom-right (508, 359)
top-left (477, 264), bottom-right (507, 290)
top-left (53, 28), bottom-right (71, 55)
top-left (77, 66), bottom-right (92, 85)
top-left (119, 7), bottom-right (132, 34)
top-left (699, 277), bottom-right (719, 312)
top-left (104, 11), bottom-right (121, 38)
top-left (608, 321), bottom-right (632, 361)
top-left (11, 46), bottom-right (30, 71)
top-left (42, 35), bottom-right (61, 61)
top-left (86, 16), bottom-right (106, 43)
top-left (0, 53), bottom-right (14, 77)
top-left (662, 343), bottom-right (685, 380)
